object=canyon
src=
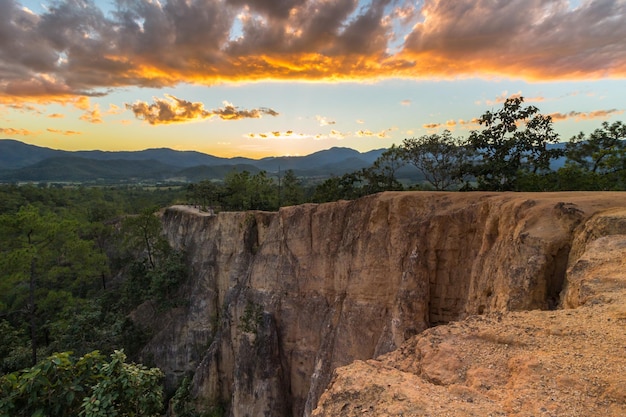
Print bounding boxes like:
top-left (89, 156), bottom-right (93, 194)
top-left (136, 192), bottom-right (626, 416)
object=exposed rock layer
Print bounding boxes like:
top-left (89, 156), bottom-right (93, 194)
top-left (313, 207), bottom-right (626, 416)
top-left (145, 192), bottom-right (626, 417)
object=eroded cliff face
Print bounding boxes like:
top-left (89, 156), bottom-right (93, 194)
top-left (313, 205), bottom-right (626, 417)
top-left (140, 192), bottom-right (626, 417)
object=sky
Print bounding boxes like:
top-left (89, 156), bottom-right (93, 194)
top-left (0, 0), bottom-right (625, 158)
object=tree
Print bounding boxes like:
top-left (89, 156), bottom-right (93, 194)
top-left (221, 170), bottom-right (277, 211)
top-left (564, 121), bottom-right (626, 185)
top-left (0, 206), bottom-right (50, 365)
top-left (401, 130), bottom-right (469, 190)
top-left (463, 97), bottom-right (563, 191)
top-left (312, 173), bottom-right (365, 203)
top-left (119, 208), bottom-right (187, 312)
top-left (365, 145), bottom-right (405, 191)
top-left (186, 180), bottom-right (221, 212)
top-left (249, 171), bottom-right (277, 210)
top-left (122, 208), bottom-right (167, 270)
top-left (223, 170), bottom-right (248, 210)
top-left (280, 169), bottom-right (305, 207)
top-left (0, 350), bottom-right (163, 417)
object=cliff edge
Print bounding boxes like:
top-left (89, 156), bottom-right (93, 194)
top-left (149, 192), bottom-right (626, 416)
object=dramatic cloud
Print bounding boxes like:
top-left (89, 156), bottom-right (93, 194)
top-left (549, 109), bottom-right (624, 121)
top-left (1, 0), bottom-right (624, 103)
top-left (126, 95), bottom-right (279, 125)
top-left (403, 0), bottom-right (626, 80)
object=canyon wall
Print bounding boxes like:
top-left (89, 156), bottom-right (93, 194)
top-left (140, 192), bottom-right (626, 416)
top-left (313, 204), bottom-right (626, 417)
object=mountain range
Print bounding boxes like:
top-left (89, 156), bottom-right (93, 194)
top-left (0, 139), bottom-right (387, 183)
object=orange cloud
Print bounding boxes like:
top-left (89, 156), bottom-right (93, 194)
top-left (246, 128), bottom-right (353, 140)
top-left (6, 103), bottom-right (41, 113)
top-left (47, 128), bottom-right (82, 136)
top-left (0, 0), bottom-right (623, 104)
top-left (48, 113), bottom-right (65, 118)
top-left (356, 128), bottom-right (392, 138)
top-left (423, 118), bottom-right (480, 130)
top-left (247, 131), bottom-right (308, 140)
top-left (549, 109), bottom-right (624, 122)
top-left (0, 127), bottom-right (38, 136)
top-left (403, 1), bottom-right (626, 81)
top-left (126, 95), bottom-right (279, 125)
top-left (480, 91), bottom-right (546, 106)
top-left (80, 106), bottom-right (103, 124)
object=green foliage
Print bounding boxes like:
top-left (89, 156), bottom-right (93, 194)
top-left (367, 144), bottom-right (406, 191)
top-left (0, 321), bottom-right (30, 374)
top-left (280, 169), bottom-right (305, 207)
top-left (559, 121), bottom-right (626, 190)
top-left (222, 170), bottom-right (277, 211)
top-left (311, 173), bottom-right (364, 202)
top-left (170, 375), bottom-right (198, 417)
top-left (118, 209), bottom-right (189, 312)
top-left (401, 130), bottom-right (468, 190)
top-left (0, 185), bottom-right (188, 375)
top-left (79, 350), bottom-right (163, 417)
top-left (463, 97), bottom-right (563, 191)
top-left (238, 301), bottom-right (263, 334)
top-left (0, 350), bottom-right (163, 417)
top-left (186, 180), bottom-right (221, 211)
top-left (0, 205), bottom-right (108, 366)
top-left (565, 121), bottom-right (626, 174)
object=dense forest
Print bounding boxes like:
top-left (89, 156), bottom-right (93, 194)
top-left (1, 97), bottom-right (625, 416)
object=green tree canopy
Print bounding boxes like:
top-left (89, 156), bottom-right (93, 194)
top-left (464, 97), bottom-right (563, 191)
top-left (0, 350), bottom-right (163, 417)
top-left (401, 130), bottom-right (468, 190)
top-left (565, 121), bottom-right (626, 174)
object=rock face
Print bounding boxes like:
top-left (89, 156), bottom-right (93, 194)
top-left (313, 204), bottom-right (626, 417)
top-left (143, 192), bottom-right (626, 417)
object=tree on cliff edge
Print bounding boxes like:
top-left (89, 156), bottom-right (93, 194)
top-left (401, 130), bottom-right (469, 190)
top-left (462, 97), bottom-right (563, 191)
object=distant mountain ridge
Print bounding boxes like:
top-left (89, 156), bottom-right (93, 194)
top-left (0, 139), bottom-right (386, 183)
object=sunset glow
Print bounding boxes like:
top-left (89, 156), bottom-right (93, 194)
top-left (1, 0), bottom-right (625, 157)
